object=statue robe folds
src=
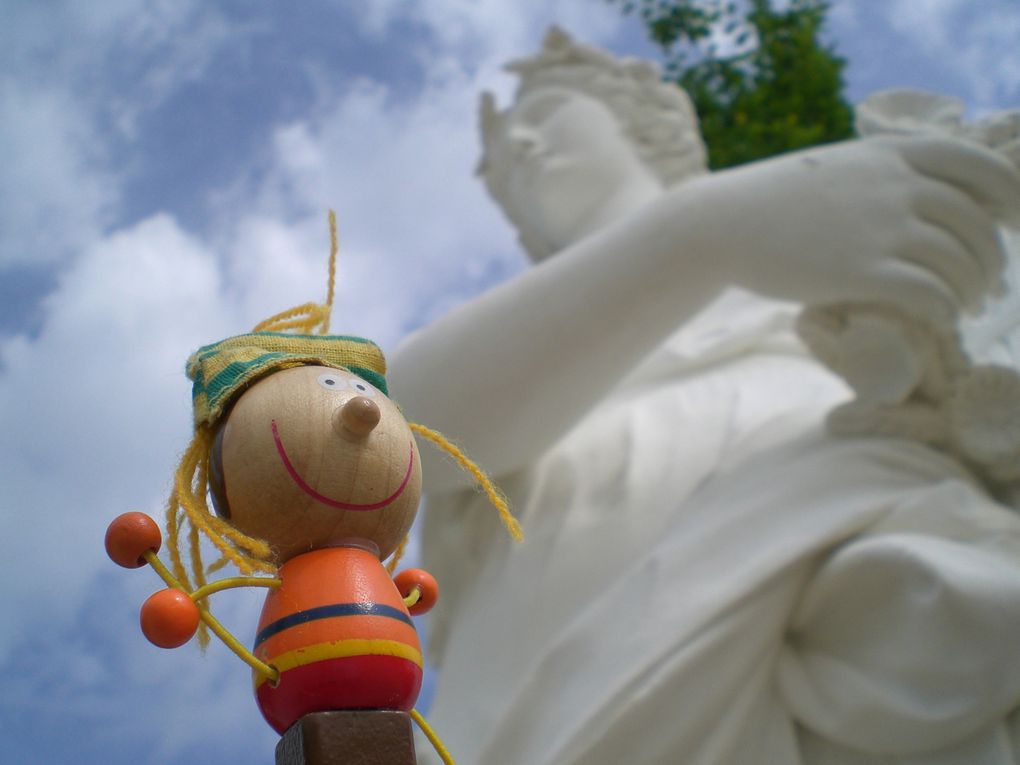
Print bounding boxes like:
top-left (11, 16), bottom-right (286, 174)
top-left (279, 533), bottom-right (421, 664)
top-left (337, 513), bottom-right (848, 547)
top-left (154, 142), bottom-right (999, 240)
top-left (419, 291), bottom-right (1020, 765)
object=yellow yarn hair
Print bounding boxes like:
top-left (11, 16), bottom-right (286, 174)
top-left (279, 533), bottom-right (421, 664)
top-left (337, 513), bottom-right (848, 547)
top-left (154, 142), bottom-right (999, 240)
top-left (385, 534), bottom-right (411, 574)
top-left (164, 212), bottom-right (341, 642)
top-left (166, 426), bottom-right (276, 646)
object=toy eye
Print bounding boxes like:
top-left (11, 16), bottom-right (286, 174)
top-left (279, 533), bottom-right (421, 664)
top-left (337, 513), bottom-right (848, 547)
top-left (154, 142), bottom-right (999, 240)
top-left (317, 373), bottom-right (346, 392)
top-left (347, 377), bottom-right (377, 397)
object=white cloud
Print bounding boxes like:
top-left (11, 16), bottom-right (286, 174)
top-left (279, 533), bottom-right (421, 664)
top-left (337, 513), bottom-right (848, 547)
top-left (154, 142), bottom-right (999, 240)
top-left (1, 570), bottom-right (278, 763)
top-left (0, 81), bottom-right (117, 269)
top-left (358, 0), bottom-right (623, 61)
top-left (0, 215), bottom-right (231, 652)
top-left (888, 0), bottom-right (961, 50)
top-left (957, 7), bottom-right (1020, 109)
top-left (828, 1), bottom-right (861, 31)
top-left (0, 0), bottom-right (238, 268)
top-left (887, 0), bottom-right (1020, 110)
top-left (207, 57), bottom-right (527, 352)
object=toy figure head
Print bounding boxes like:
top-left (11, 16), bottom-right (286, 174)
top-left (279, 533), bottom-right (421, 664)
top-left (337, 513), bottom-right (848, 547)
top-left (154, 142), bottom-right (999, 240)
top-left (180, 329), bottom-right (421, 566)
top-left (209, 364), bottom-right (422, 562)
top-left (161, 214), bottom-right (520, 624)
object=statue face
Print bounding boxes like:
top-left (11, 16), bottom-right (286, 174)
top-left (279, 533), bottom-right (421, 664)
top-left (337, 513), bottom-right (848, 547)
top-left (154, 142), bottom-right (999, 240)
top-left (215, 365), bottom-right (422, 562)
top-left (496, 86), bottom-right (660, 259)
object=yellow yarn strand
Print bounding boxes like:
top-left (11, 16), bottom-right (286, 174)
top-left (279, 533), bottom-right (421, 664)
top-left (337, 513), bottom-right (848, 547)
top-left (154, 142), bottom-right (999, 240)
top-left (190, 576), bottom-right (281, 602)
top-left (205, 554), bottom-right (231, 575)
top-left (322, 209), bottom-right (338, 334)
top-left (195, 601), bottom-right (279, 684)
top-left (143, 548), bottom-right (187, 592)
top-left (385, 534), bottom-right (410, 574)
top-left (410, 710), bottom-right (457, 765)
top-left (165, 497), bottom-right (188, 590)
top-left (165, 428), bottom-right (276, 589)
top-left (190, 434), bottom-right (211, 594)
top-left (249, 210), bottom-right (339, 336)
top-left (188, 520), bottom-right (211, 647)
top-left (408, 423), bottom-right (523, 542)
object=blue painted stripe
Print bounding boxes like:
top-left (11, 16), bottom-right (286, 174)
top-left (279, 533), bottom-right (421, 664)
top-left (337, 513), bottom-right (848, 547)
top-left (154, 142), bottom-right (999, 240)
top-left (255, 602), bottom-right (413, 648)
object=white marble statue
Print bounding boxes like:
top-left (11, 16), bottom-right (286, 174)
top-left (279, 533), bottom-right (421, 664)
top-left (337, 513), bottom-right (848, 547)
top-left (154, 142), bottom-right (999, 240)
top-left (389, 27), bottom-right (1020, 765)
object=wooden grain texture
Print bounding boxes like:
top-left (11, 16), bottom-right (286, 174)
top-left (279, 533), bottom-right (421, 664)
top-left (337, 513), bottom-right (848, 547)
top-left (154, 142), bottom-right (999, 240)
top-left (276, 711), bottom-right (418, 765)
top-left (219, 365), bottom-right (422, 562)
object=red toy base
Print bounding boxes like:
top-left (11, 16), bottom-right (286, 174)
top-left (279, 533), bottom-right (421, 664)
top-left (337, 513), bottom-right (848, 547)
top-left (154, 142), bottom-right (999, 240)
top-left (257, 654), bottom-right (423, 734)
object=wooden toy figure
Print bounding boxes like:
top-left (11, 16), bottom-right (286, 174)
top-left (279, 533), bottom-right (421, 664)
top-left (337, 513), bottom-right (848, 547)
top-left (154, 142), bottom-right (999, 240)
top-left (104, 214), bottom-right (522, 765)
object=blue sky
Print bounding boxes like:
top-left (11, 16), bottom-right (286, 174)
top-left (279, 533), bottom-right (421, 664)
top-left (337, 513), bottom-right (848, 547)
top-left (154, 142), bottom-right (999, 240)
top-left (2, 2), bottom-right (1019, 763)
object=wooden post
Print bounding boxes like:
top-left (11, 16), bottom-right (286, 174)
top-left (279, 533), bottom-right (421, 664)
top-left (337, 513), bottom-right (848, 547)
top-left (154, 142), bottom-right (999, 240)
top-left (276, 711), bottom-right (418, 765)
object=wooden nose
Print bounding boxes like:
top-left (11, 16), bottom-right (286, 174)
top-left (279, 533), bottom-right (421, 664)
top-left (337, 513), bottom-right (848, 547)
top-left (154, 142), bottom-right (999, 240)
top-left (336, 396), bottom-right (381, 436)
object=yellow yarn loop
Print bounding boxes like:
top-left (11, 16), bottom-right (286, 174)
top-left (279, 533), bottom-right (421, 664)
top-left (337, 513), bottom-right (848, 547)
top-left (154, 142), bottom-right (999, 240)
top-left (250, 209), bottom-right (338, 336)
top-left (251, 301), bottom-right (331, 334)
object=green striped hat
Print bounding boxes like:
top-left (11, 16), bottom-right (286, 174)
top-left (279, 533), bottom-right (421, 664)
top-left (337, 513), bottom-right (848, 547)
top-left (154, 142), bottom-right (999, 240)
top-left (186, 332), bottom-right (388, 427)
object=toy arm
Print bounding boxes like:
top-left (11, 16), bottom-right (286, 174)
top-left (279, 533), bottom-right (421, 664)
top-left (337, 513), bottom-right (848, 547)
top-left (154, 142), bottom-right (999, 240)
top-left (105, 512), bottom-right (281, 685)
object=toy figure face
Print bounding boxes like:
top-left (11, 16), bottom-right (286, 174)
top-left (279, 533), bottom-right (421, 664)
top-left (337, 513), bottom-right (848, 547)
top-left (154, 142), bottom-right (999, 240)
top-left (215, 365), bottom-right (422, 562)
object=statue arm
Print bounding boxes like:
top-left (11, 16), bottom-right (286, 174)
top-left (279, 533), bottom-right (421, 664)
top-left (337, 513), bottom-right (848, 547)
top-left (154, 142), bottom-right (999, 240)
top-left (391, 187), bottom-right (730, 491)
top-left (392, 136), bottom-right (1020, 492)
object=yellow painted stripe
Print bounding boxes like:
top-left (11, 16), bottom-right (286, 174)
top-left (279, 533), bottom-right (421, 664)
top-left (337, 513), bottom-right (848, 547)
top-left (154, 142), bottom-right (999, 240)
top-left (253, 638), bottom-right (423, 690)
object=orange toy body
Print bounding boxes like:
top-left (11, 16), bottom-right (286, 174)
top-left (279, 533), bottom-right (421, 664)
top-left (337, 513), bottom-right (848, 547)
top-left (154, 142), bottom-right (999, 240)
top-left (254, 545), bottom-right (424, 734)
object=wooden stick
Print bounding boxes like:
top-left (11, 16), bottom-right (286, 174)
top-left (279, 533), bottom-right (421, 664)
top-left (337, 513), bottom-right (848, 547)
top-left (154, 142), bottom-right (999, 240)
top-left (276, 711), bottom-right (417, 765)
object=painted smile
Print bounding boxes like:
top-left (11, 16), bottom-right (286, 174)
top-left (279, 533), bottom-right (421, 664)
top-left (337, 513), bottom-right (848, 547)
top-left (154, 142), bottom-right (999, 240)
top-left (271, 419), bottom-right (414, 511)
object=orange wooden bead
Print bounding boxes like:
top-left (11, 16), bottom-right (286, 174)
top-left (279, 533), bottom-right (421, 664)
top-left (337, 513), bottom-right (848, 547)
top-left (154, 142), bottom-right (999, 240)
top-left (140, 589), bottom-right (200, 648)
top-left (393, 569), bottom-right (439, 616)
top-left (105, 512), bottom-right (162, 568)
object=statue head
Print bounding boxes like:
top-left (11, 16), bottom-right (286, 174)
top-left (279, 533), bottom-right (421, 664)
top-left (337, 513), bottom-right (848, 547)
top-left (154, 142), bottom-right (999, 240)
top-left (479, 26), bottom-right (708, 261)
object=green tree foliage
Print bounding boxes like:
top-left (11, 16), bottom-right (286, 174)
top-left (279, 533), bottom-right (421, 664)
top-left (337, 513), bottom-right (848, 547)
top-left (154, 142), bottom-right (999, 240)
top-left (611, 0), bottom-right (854, 169)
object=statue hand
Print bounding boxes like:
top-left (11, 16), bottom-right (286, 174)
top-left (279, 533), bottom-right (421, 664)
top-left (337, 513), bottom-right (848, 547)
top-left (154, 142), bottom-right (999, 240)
top-left (697, 136), bottom-right (1020, 325)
